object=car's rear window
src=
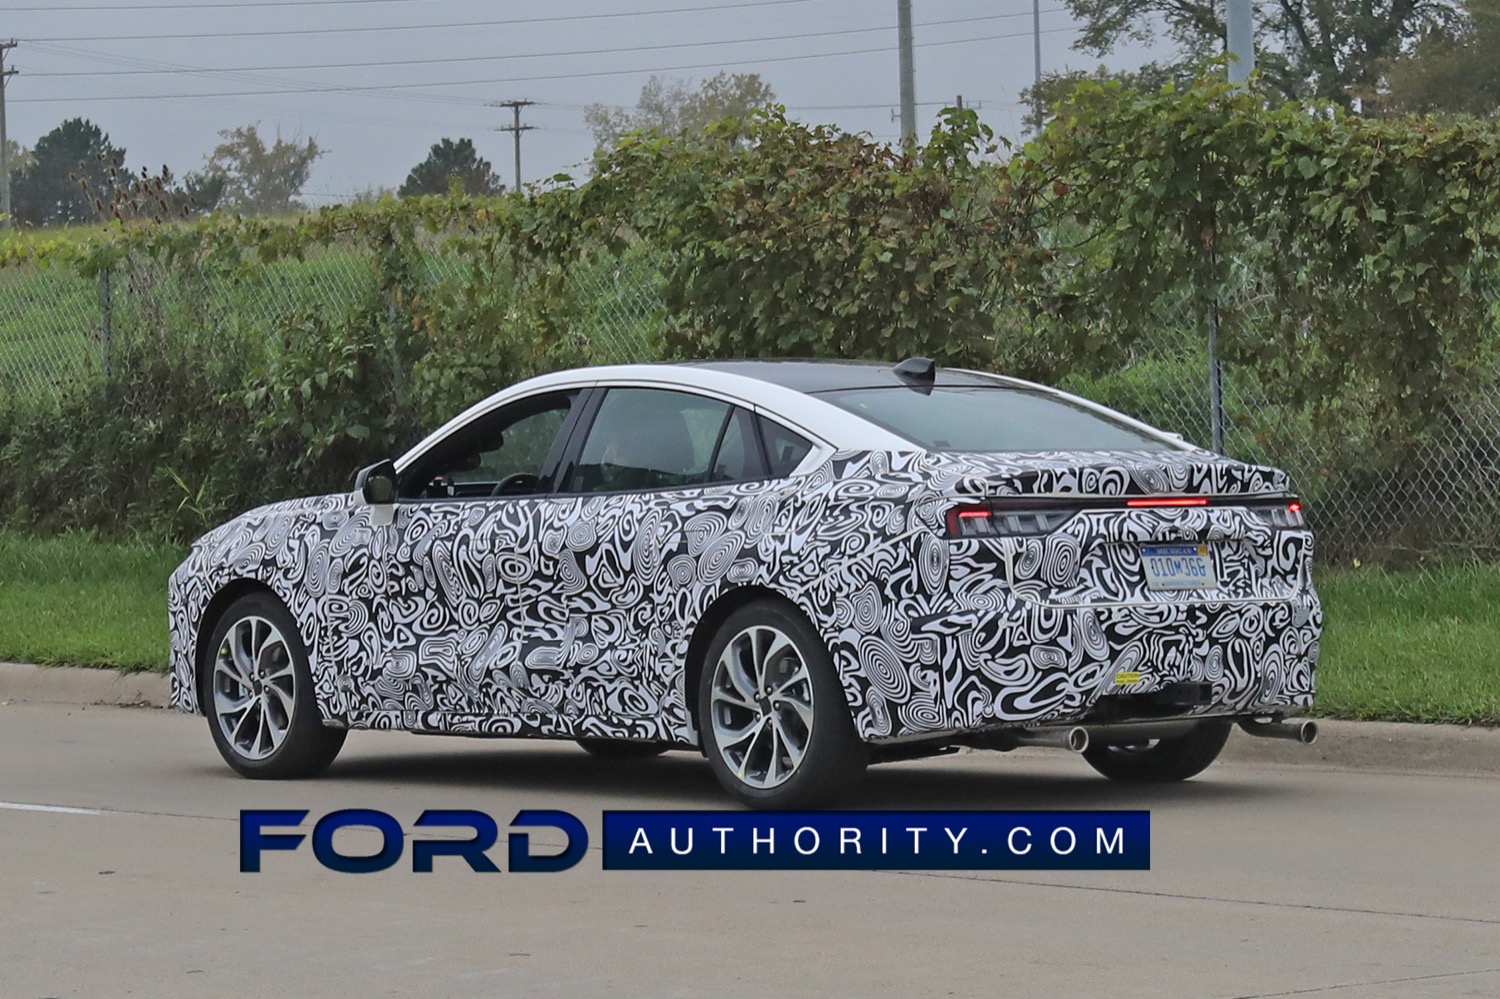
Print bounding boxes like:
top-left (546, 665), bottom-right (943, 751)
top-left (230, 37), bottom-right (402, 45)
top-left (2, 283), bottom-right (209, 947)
top-left (814, 385), bottom-right (1172, 452)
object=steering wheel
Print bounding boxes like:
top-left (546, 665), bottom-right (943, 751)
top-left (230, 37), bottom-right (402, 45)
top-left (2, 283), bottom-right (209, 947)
top-left (490, 472), bottom-right (540, 497)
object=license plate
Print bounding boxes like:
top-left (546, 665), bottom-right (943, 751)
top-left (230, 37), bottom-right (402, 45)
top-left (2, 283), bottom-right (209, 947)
top-left (1140, 544), bottom-right (1217, 590)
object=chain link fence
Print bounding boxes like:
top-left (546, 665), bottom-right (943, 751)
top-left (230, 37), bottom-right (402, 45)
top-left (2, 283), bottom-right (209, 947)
top-left (2, 247), bottom-right (1496, 564)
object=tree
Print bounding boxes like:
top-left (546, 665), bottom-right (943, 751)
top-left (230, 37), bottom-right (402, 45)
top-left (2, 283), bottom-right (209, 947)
top-left (1060, 0), bottom-right (1461, 108)
top-left (1021, 63), bottom-right (1191, 132)
top-left (584, 72), bottom-right (776, 157)
top-left (1373, 0), bottom-right (1500, 115)
top-left (11, 118), bottom-right (126, 227)
top-left (202, 124), bottom-right (321, 216)
top-left (398, 138), bottom-right (502, 197)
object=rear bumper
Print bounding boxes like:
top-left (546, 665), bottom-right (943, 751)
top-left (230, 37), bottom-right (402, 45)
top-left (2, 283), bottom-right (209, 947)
top-left (853, 591), bottom-right (1320, 743)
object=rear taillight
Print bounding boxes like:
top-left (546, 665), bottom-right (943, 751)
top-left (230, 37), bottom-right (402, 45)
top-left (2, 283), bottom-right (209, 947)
top-left (945, 504), bottom-right (1076, 538)
top-left (944, 494), bottom-right (1306, 538)
top-left (1252, 498), bottom-right (1306, 529)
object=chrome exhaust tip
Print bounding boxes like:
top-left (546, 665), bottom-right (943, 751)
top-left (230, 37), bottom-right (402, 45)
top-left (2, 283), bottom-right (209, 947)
top-left (1238, 718), bottom-right (1318, 744)
top-left (1012, 726), bottom-right (1090, 753)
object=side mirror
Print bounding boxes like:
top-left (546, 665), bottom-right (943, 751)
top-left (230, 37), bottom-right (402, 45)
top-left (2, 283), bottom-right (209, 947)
top-left (354, 459), bottom-right (398, 524)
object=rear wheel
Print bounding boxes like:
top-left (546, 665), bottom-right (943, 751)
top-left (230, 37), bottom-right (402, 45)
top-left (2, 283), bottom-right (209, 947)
top-left (575, 738), bottom-right (670, 759)
top-left (698, 600), bottom-right (867, 809)
top-left (203, 592), bottom-right (345, 779)
top-left (1081, 720), bottom-right (1231, 783)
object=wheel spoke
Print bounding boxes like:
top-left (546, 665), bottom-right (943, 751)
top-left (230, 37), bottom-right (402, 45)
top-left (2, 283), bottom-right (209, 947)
top-left (711, 686), bottom-right (758, 712)
top-left (264, 678), bottom-right (295, 716)
top-left (259, 647), bottom-right (294, 682)
top-left (735, 719), bottom-right (767, 780)
top-left (758, 629), bottom-right (794, 675)
top-left (216, 690), bottom-right (255, 714)
top-left (770, 663), bottom-right (809, 697)
top-left (779, 689), bottom-right (814, 731)
top-left (262, 694), bottom-right (287, 744)
top-left (764, 721), bottom-right (784, 785)
top-left (714, 713), bottom-right (763, 750)
top-left (770, 711), bottom-right (805, 767)
top-left (722, 641), bottom-right (759, 702)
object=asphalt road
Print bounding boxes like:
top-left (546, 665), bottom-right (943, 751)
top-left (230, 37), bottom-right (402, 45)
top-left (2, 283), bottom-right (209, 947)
top-left (2, 701), bottom-right (1497, 998)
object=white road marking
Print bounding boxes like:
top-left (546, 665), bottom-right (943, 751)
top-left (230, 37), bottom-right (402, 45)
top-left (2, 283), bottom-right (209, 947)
top-left (0, 801), bottom-right (103, 815)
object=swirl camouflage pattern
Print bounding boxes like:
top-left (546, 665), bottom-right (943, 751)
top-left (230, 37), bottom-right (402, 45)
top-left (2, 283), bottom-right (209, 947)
top-left (169, 361), bottom-right (1320, 798)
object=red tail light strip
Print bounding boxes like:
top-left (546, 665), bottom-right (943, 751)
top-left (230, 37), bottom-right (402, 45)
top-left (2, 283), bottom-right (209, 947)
top-left (1125, 497), bottom-right (1209, 508)
top-left (945, 496), bottom-right (1305, 538)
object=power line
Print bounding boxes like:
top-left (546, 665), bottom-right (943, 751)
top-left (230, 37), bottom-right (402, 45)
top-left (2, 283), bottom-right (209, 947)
top-left (26, 0), bottom-right (824, 43)
top-left (14, 26), bottom-right (1078, 104)
top-left (12, 0), bottom-right (444, 9)
top-left (24, 10), bottom-right (1068, 78)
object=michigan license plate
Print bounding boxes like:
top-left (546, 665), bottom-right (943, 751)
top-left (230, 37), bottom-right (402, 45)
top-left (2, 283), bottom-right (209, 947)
top-left (1140, 544), bottom-right (1217, 590)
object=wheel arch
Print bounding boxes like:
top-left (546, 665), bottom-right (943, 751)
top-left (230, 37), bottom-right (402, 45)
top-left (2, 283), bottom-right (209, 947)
top-left (682, 584), bottom-right (830, 744)
top-left (193, 578), bottom-right (281, 716)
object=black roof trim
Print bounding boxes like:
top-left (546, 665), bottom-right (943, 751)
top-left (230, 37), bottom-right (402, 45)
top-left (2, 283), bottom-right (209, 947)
top-left (688, 359), bottom-right (1004, 393)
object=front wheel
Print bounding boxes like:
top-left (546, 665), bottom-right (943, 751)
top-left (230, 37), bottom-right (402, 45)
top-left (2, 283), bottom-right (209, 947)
top-left (698, 600), bottom-right (867, 809)
top-left (1081, 720), bottom-right (1232, 783)
top-left (203, 592), bottom-right (346, 779)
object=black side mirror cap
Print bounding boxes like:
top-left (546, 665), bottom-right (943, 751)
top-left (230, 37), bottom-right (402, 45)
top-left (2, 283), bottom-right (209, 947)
top-left (354, 459), bottom-right (398, 506)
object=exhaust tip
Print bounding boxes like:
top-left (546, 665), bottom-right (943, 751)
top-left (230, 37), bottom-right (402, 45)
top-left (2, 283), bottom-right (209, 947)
top-left (1066, 727), bottom-right (1089, 753)
top-left (1297, 720), bottom-right (1318, 744)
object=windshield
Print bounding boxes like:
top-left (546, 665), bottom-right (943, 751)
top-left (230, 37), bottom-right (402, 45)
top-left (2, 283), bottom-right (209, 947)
top-left (815, 385), bottom-right (1173, 452)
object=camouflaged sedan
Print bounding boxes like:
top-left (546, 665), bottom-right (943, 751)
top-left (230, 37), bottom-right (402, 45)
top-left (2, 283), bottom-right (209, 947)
top-left (170, 358), bottom-right (1321, 808)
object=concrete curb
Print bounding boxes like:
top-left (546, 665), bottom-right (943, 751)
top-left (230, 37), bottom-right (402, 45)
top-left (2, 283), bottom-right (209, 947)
top-left (1, 661), bottom-right (1496, 776)
top-left (0, 661), bottom-right (171, 709)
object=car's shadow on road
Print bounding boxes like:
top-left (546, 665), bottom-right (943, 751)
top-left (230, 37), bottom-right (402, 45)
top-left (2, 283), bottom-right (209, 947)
top-left (315, 740), bottom-right (1292, 811)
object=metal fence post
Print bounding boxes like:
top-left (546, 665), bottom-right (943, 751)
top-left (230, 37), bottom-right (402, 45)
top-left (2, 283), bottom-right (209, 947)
top-left (98, 265), bottom-right (113, 382)
top-left (1208, 298), bottom-right (1225, 454)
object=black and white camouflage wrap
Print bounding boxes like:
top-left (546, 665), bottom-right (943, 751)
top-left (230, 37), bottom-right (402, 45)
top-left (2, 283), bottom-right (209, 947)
top-left (169, 448), bottom-right (1320, 744)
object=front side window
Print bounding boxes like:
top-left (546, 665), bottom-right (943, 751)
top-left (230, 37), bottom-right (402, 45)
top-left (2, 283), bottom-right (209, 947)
top-left (814, 386), bottom-right (1171, 453)
top-left (400, 392), bottom-right (574, 499)
top-left (572, 388), bottom-right (733, 493)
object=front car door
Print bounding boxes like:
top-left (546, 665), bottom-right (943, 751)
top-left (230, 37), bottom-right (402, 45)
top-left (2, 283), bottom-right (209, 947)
top-left (350, 389), bottom-right (582, 733)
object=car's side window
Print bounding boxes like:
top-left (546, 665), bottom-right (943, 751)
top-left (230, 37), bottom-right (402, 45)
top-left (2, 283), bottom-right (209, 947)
top-left (758, 416), bottom-right (814, 478)
top-left (708, 407), bottom-right (768, 484)
top-left (399, 392), bottom-right (575, 500)
top-left (571, 388), bottom-right (733, 494)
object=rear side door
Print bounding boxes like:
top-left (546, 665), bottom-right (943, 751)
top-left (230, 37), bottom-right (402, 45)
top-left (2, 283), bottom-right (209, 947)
top-left (517, 386), bottom-right (774, 739)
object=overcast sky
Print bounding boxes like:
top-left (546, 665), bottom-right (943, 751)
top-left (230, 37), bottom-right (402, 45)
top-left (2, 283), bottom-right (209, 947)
top-left (4, 0), bottom-right (1166, 202)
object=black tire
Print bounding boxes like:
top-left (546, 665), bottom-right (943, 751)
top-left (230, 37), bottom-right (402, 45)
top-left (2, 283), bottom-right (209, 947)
top-left (575, 738), bottom-right (671, 759)
top-left (202, 592), bottom-right (346, 779)
top-left (1081, 720), bottom-right (1232, 783)
top-left (698, 599), bottom-right (867, 809)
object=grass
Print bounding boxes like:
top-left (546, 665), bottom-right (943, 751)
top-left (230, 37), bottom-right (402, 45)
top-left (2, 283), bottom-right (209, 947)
top-left (1315, 566), bottom-right (1500, 726)
top-left (0, 533), bottom-right (183, 671)
top-left (0, 531), bottom-right (1495, 725)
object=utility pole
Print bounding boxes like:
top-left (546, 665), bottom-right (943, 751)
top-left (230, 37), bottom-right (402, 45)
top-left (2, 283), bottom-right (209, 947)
top-left (1226, 0), bottom-right (1255, 85)
top-left (0, 40), bottom-right (17, 228)
top-left (1031, 0), bottom-right (1043, 130)
top-left (1206, 0), bottom-right (1255, 454)
top-left (897, 0), bottom-right (916, 142)
top-left (492, 99), bottom-right (535, 192)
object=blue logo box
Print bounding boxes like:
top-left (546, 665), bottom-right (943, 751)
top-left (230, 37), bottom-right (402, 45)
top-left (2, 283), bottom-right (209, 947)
top-left (603, 810), bottom-right (1149, 871)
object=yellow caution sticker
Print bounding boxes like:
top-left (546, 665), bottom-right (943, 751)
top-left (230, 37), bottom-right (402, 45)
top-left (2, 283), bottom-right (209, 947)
top-left (1114, 671), bottom-right (1143, 686)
